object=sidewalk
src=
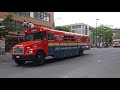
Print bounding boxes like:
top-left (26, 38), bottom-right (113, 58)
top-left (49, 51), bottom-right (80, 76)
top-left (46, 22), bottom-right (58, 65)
top-left (0, 52), bottom-right (12, 61)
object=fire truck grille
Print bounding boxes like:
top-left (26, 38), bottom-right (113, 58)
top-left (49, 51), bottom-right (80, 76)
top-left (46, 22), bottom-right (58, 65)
top-left (13, 47), bottom-right (24, 55)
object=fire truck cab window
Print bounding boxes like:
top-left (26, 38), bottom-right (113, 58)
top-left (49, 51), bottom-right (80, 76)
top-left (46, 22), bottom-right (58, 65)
top-left (25, 32), bottom-right (46, 41)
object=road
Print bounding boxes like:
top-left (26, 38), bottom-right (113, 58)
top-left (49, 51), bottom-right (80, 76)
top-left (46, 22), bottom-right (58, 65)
top-left (0, 47), bottom-right (120, 78)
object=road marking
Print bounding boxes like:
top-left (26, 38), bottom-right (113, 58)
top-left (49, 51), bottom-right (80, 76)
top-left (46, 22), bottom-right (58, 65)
top-left (63, 76), bottom-right (69, 78)
top-left (2, 63), bottom-right (8, 64)
top-left (97, 60), bottom-right (104, 63)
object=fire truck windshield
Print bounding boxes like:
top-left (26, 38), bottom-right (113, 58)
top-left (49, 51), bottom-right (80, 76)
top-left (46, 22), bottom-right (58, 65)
top-left (24, 32), bottom-right (46, 41)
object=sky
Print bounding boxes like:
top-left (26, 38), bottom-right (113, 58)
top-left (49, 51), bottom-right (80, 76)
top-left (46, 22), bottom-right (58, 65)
top-left (54, 12), bottom-right (120, 28)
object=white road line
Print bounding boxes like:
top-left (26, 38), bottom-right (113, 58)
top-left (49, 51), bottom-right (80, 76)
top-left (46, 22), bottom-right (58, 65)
top-left (2, 63), bottom-right (8, 64)
top-left (63, 76), bottom-right (69, 78)
top-left (97, 60), bottom-right (104, 63)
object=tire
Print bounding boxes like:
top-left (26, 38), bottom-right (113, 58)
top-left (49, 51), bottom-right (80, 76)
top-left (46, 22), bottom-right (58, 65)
top-left (15, 59), bottom-right (25, 66)
top-left (33, 51), bottom-right (45, 66)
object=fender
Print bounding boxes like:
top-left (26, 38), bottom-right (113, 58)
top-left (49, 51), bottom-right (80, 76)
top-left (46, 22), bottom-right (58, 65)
top-left (34, 47), bottom-right (48, 56)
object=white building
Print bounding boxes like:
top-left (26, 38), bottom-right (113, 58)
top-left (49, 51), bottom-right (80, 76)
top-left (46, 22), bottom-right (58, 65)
top-left (61, 23), bottom-right (94, 36)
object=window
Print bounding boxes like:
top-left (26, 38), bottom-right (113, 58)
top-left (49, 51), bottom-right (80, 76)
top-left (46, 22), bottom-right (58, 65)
top-left (82, 37), bottom-right (87, 42)
top-left (72, 25), bottom-right (81, 29)
top-left (16, 21), bottom-right (22, 32)
top-left (46, 14), bottom-right (50, 22)
top-left (16, 12), bottom-right (21, 15)
top-left (64, 36), bottom-right (67, 41)
top-left (20, 12), bottom-right (26, 16)
top-left (33, 12), bottom-right (37, 18)
top-left (48, 33), bottom-right (54, 40)
top-left (25, 12), bottom-right (30, 17)
top-left (25, 32), bottom-right (46, 41)
top-left (11, 12), bottom-right (30, 17)
top-left (71, 36), bottom-right (74, 41)
top-left (77, 25), bottom-right (81, 28)
top-left (68, 36), bottom-right (71, 40)
top-left (40, 12), bottom-right (44, 20)
top-left (44, 13), bottom-right (47, 21)
top-left (34, 12), bottom-right (40, 19)
top-left (72, 26), bottom-right (76, 29)
top-left (33, 12), bottom-right (50, 22)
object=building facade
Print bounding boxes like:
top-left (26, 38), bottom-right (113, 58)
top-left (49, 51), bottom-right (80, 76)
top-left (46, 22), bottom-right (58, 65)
top-left (61, 23), bottom-right (94, 35)
top-left (112, 29), bottom-right (120, 37)
top-left (0, 12), bottom-right (54, 52)
top-left (0, 12), bottom-right (54, 35)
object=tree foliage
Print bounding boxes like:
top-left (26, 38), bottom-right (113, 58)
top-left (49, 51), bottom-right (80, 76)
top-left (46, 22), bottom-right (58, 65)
top-left (0, 14), bottom-right (15, 39)
top-left (55, 26), bottom-right (71, 32)
top-left (91, 24), bottom-right (113, 43)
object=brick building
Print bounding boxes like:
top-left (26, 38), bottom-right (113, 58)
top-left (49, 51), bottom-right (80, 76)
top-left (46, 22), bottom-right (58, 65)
top-left (0, 12), bottom-right (54, 51)
top-left (0, 12), bottom-right (54, 35)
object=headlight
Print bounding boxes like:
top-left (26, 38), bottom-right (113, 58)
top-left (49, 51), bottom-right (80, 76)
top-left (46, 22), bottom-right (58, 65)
top-left (29, 50), bottom-right (33, 54)
top-left (27, 47), bottom-right (30, 49)
top-left (26, 49), bottom-right (33, 54)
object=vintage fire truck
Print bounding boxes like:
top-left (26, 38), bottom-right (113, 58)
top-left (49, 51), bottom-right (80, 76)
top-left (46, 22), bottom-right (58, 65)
top-left (12, 26), bottom-right (90, 66)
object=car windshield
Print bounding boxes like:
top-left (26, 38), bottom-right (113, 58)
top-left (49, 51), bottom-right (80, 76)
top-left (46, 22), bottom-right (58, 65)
top-left (24, 32), bottom-right (46, 41)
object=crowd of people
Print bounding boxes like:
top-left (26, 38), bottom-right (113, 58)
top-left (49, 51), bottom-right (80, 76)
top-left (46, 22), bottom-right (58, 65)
top-left (91, 42), bottom-right (110, 48)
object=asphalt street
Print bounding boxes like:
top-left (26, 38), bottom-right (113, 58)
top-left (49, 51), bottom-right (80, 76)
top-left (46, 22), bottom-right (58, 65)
top-left (0, 47), bottom-right (120, 78)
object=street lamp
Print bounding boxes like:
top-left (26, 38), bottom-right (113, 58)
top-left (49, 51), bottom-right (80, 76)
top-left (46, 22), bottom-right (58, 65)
top-left (96, 19), bottom-right (99, 47)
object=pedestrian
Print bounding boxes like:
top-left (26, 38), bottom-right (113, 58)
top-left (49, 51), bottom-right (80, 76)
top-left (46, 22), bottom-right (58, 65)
top-left (100, 42), bottom-right (102, 48)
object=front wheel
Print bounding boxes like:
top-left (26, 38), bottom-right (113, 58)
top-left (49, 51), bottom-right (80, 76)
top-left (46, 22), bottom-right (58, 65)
top-left (15, 59), bottom-right (25, 66)
top-left (33, 51), bottom-right (45, 66)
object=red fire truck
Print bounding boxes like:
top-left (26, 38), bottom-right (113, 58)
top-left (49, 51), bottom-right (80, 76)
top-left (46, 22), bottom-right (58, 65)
top-left (12, 26), bottom-right (91, 66)
top-left (112, 39), bottom-right (120, 47)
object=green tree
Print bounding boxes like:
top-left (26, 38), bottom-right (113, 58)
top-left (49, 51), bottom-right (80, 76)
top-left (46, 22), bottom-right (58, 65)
top-left (0, 14), bottom-right (15, 39)
top-left (55, 26), bottom-right (71, 32)
top-left (91, 24), bottom-right (113, 44)
top-left (2, 14), bottom-right (15, 32)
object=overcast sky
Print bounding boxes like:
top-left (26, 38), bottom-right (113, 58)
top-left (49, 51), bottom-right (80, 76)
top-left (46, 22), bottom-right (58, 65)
top-left (54, 12), bottom-right (120, 28)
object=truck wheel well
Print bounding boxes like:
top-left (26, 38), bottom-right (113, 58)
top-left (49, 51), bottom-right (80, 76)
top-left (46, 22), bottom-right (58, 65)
top-left (36, 50), bottom-right (46, 57)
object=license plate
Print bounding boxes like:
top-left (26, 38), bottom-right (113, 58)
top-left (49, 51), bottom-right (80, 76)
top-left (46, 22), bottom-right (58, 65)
top-left (16, 56), bottom-right (20, 58)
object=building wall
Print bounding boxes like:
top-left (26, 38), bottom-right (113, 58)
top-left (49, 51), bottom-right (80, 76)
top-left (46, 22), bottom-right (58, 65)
top-left (0, 12), bottom-right (54, 35)
top-left (62, 23), bottom-right (94, 35)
